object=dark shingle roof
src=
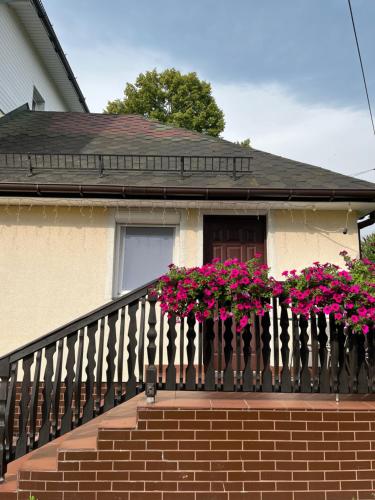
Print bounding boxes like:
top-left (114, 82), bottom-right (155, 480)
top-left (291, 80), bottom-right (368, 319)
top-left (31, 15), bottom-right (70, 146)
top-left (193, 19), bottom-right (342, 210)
top-left (0, 110), bottom-right (374, 198)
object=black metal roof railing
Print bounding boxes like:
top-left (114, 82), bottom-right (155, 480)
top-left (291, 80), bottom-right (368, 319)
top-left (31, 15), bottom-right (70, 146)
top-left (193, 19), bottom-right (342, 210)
top-left (0, 153), bottom-right (252, 179)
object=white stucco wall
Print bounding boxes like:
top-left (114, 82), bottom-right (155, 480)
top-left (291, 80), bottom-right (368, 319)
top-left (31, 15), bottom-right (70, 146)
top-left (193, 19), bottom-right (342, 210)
top-left (0, 4), bottom-right (68, 113)
top-left (0, 202), bottom-right (362, 356)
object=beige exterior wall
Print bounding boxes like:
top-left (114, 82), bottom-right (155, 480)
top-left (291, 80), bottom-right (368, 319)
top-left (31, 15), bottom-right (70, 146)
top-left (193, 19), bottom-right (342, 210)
top-left (0, 202), bottom-right (361, 355)
top-left (267, 209), bottom-right (360, 279)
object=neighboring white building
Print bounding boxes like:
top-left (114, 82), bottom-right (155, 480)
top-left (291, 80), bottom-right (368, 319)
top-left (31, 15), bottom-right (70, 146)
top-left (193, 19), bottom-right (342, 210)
top-left (0, 0), bottom-right (88, 114)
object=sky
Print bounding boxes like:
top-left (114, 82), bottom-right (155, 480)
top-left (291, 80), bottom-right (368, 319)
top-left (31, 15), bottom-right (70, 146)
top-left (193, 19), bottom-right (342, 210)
top-left (44, 0), bottom-right (375, 185)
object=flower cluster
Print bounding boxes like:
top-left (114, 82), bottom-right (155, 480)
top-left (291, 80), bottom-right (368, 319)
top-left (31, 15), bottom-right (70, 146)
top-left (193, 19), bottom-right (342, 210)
top-left (155, 253), bottom-right (374, 335)
top-left (282, 252), bottom-right (375, 334)
top-left (154, 256), bottom-right (278, 330)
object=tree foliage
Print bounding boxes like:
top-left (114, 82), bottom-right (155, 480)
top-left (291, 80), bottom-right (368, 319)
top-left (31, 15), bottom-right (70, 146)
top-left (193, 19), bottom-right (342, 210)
top-left (361, 232), bottom-right (375, 261)
top-left (235, 138), bottom-right (251, 148)
top-left (105, 68), bottom-right (225, 137)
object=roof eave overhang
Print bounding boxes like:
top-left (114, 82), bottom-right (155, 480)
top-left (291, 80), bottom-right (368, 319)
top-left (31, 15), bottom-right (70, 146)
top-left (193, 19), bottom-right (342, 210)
top-left (0, 183), bottom-right (374, 203)
top-left (5, 0), bottom-right (89, 112)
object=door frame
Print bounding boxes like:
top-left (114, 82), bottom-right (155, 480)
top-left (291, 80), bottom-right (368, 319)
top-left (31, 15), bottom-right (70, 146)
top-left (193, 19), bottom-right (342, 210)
top-left (203, 214), bottom-right (267, 264)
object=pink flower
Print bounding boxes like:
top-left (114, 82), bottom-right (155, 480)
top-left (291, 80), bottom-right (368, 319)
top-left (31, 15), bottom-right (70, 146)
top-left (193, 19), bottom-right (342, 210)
top-left (239, 316), bottom-right (249, 329)
top-left (362, 325), bottom-right (369, 334)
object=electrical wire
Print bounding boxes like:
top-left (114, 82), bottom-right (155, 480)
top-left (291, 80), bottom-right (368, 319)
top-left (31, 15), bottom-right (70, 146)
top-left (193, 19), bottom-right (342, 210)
top-left (347, 0), bottom-right (375, 136)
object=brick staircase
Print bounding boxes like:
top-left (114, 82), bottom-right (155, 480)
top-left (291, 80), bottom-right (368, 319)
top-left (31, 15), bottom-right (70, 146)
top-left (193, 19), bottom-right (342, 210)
top-left (1, 392), bottom-right (375, 500)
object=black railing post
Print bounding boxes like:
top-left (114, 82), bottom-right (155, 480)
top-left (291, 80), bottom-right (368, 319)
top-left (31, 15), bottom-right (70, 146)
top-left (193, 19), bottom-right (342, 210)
top-left (146, 294), bottom-right (158, 402)
top-left (0, 357), bottom-right (10, 483)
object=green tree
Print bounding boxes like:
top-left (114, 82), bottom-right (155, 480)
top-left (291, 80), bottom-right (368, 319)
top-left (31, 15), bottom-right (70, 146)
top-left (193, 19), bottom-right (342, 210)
top-left (105, 68), bottom-right (225, 137)
top-left (361, 232), bottom-right (375, 261)
top-left (235, 138), bottom-right (251, 148)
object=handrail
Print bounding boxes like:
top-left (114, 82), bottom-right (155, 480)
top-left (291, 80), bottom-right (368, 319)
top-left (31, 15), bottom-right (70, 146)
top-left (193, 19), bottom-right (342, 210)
top-left (1, 279), bottom-right (157, 364)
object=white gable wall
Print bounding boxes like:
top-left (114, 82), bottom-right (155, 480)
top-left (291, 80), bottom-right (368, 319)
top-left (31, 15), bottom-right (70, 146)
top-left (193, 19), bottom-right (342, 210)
top-left (0, 4), bottom-right (68, 113)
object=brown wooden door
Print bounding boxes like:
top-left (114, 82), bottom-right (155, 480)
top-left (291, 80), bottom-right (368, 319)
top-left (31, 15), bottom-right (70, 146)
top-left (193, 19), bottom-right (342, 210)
top-left (203, 216), bottom-right (266, 264)
top-left (203, 216), bottom-right (267, 373)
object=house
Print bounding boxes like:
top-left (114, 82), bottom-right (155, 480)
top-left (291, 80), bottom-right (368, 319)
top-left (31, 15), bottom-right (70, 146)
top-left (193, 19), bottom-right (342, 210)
top-left (0, 108), bottom-right (375, 498)
top-left (0, 0), bottom-right (88, 114)
top-left (0, 108), bottom-right (374, 355)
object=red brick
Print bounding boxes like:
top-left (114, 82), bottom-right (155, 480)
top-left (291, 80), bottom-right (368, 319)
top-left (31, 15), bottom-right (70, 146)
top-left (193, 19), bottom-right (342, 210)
top-left (98, 451), bottom-right (131, 460)
top-left (228, 451), bottom-right (259, 460)
top-left (292, 431), bottom-right (322, 441)
top-left (196, 451), bottom-right (226, 460)
top-left (211, 461), bottom-right (242, 471)
top-left (341, 480), bottom-right (372, 490)
top-left (309, 481), bottom-right (340, 490)
top-left (63, 471), bottom-right (96, 481)
top-left (130, 430), bottom-right (162, 440)
top-left (179, 440), bottom-right (210, 450)
top-left (130, 451), bottom-right (162, 460)
top-left (276, 461), bottom-right (307, 471)
top-left (259, 411), bottom-right (290, 420)
top-left (262, 494), bottom-right (293, 500)
top-left (163, 451), bottom-right (194, 461)
top-left (291, 411), bottom-right (322, 421)
top-left (195, 411), bottom-right (227, 420)
top-left (326, 493), bottom-right (357, 500)
top-left (145, 482), bottom-right (177, 491)
top-left (243, 420), bottom-right (274, 430)
top-left (78, 481), bottom-right (111, 491)
top-left (276, 441), bottom-right (306, 451)
top-left (163, 471), bottom-right (194, 481)
top-left (309, 461), bottom-right (340, 470)
top-left (18, 481), bottom-right (46, 491)
top-left (276, 420), bottom-right (305, 430)
top-left (212, 420), bottom-right (242, 430)
top-left (243, 481), bottom-right (276, 491)
top-left (295, 493), bottom-right (325, 500)
top-left (147, 440), bottom-right (178, 450)
top-left (179, 461), bottom-right (209, 471)
top-left (277, 481), bottom-right (308, 491)
top-left (138, 410), bottom-right (164, 420)
top-left (293, 451), bottom-right (323, 461)
top-left (308, 441), bottom-right (338, 451)
top-left (178, 481), bottom-right (210, 491)
top-left (244, 461), bottom-right (275, 470)
top-left (164, 494), bottom-right (194, 500)
top-left (307, 421), bottom-right (337, 431)
top-left (146, 461), bottom-right (177, 471)
top-left (196, 431), bottom-right (226, 440)
top-left (261, 471), bottom-right (292, 480)
top-left (130, 471), bottom-right (160, 481)
top-left (147, 420), bottom-right (178, 429)
top-left (227, 410), bottom-right (258, 420)
top-left (227, 471), bottom-right (259, 481)
top-left (325, 470), bottom-right (356, 480)
top-left (164, 430), bottom-right (194, 440)
top-left (97, 471), bottom-right (130, 481)
top-left (228, 430), bottom-right (258, 440)
top-left (324, 431), bottom-right (354, 441)
top-left (260, 431), bottom-right (290, 440)
top-left (261, 451), bottom-right (291, 461)
top-left (323, 412), bottom-right (354, 421)
top-left (180, 421), bottom-right (210, 430)
top-left (211, 440), bottom-right (242, 450)
top-left (112, 481), bottom-right (144, 491)
top-left (196, 471), bottom-right (229, 481)
top-left (243, 440), bottom-right (274, 450)
top-left (293, 471), bottom-right (324, 481)
top-left (129, 493), bottom-right (161, 500)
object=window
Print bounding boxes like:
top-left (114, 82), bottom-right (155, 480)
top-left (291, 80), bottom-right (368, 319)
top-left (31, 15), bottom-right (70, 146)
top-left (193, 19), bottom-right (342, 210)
top-left (32, 86), bottom-right (45, 111)
top-left (116, 226), bottom-right (175, 293)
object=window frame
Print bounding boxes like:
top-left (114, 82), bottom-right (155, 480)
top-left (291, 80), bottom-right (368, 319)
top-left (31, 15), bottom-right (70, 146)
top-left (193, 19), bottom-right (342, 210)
top-left (113, 223), bottom-right (179, 297)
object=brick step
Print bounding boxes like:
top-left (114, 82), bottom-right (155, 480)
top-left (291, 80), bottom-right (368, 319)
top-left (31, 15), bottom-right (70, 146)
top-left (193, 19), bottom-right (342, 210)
top-left (2, 392), bottom-right (375, 499)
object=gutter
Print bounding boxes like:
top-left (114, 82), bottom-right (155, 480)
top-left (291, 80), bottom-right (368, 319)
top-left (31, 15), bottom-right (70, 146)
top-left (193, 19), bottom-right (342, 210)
top-left (0, 183), bottom-right (374, 202)
top-left (30, 0), bottom-right (89, 112)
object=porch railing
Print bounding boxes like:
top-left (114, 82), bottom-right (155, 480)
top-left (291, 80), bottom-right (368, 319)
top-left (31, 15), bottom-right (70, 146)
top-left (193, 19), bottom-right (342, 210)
top-left (0, 284), bottom-right (374, 481)
top-left (0, 153), bottom-right (252, 179)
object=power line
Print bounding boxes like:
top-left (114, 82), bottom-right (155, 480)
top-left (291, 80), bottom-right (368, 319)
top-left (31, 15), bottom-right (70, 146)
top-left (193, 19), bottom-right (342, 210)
top-left (347, 0), bottom-right (375, 136)
top-left (353, 168), bottom-right (375, 177)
